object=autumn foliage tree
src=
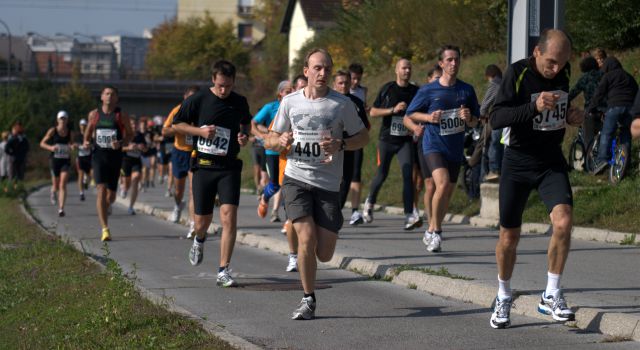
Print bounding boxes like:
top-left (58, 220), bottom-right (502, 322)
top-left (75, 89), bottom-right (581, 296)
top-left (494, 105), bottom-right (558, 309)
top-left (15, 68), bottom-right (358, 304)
top-left (146, 14), bottom-right (251, 80)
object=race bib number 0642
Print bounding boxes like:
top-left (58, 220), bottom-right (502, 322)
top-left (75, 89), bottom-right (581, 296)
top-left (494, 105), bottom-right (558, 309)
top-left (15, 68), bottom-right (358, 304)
top-left (531, 90), bottom-right (568, 131)
top-left (197, 126), bottom-right (230, 156)
top-left (291, 129), bottom-right (331, 164)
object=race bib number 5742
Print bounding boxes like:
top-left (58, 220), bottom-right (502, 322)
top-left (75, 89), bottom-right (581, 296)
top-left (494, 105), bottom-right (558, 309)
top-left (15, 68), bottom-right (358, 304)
top-left (531, 90), bottom-right (568, 131)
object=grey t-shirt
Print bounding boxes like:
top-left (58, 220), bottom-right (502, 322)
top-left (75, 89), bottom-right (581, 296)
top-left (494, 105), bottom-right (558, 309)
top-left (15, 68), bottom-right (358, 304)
top-left (272, 89), bottom-right (365, 192)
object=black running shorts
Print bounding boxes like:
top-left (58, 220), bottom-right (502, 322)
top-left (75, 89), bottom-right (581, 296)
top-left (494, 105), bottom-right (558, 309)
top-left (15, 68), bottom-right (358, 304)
top-left (92, 150), bottom-right (123, 192)
top-left (424, 152), bottom-right (460, 183)
top-left (351, 148), bottom-right (364, 182)
top-left (77, 155), bottom-right (92, 173)
top-left (49, 158), bottom-right (70, 177)
top-left (192, 161), bottom-right (243, 215)
top-left (499, 147), bottom-right (573, 228)
top-left (121, 156), bottom-right (142, 177)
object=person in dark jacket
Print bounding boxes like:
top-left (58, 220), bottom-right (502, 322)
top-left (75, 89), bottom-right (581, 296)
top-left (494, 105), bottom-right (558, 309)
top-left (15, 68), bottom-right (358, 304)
top-left (5, 122), bottom-right (30, 181)
top-left (631, 90), bottom-right (640, 139)
top-left (568, 56), bottom-right (604, 148)
top-left (588, 57), bottom-right (638, 174)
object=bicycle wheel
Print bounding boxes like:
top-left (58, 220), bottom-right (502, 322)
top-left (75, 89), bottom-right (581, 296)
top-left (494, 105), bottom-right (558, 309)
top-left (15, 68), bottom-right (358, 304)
top-left (608, 143), bottom-right (629, 185)
top-left (585, 133), bottom-right (600, 173)
top-left (569, 139), bottom-right (585, 171)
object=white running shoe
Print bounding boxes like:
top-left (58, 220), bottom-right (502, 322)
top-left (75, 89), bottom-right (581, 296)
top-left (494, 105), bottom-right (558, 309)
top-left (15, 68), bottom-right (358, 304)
top-left (170, 203), bottom-right (183, 223)
top-left (427, 232), bottom-right (442, 252)
top-left (349, 211), bottom-right (364, 226)
top-left (490, 296), bottom-right (512, 329)
top-left (404, 213), bottom-right (422, 230)
top-left (186, 221), bottom-right (195, 239)
top-left (422, 231), bottom-right (433, 247)
top-left (216, 268), bottom-right (237, 287)
top-left (189, 239), bottom-right (204, 266)
top-left (538, 291), bottom-right (575, 321)
top-left (291, 296), bottom-right (315, 320)
top-left (286, 254), bottom-right (298, 272)
top-left (362, 199), bottom-right (374, 223)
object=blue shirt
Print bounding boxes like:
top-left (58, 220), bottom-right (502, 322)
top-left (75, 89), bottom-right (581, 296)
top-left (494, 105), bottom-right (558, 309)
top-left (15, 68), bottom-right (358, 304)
top-left (253, 100), bottom-right (280, 155)
top-left (406, 79), bottom-right (480, 162)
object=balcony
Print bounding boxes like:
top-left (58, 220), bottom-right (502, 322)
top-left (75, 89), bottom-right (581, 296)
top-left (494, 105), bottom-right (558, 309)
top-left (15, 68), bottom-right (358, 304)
top-left (237, 5), bottom-right (253, 17)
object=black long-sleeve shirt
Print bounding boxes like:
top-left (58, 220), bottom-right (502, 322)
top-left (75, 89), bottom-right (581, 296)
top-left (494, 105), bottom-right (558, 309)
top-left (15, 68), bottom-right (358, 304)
top-left (490, 57), bottom-right (571, 152)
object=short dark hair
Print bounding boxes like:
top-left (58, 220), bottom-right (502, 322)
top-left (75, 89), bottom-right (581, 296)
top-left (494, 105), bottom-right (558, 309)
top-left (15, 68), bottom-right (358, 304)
top-left (348, 63), bottom-right (364, 75)
top-left (426, 65), bottom-right (442, 80)
top-left (184, 85), bottom-right (200, 95)
top-left (485, 64), bottom-right (502, 79)
top-left (293, 74), bottom-right (307, 84)
top-left (593, 47), bottom-right (607, 60)
top-left (210, 60), bottom-right (236, 80)
top-left (537, 28), bottom-right (572, 54)
top-left (304, 48), bottom-right (333, 68)
top-left (579, 56), bottom-right (599, 73)
top-left (437, 45), bottom-right (461, 61)
top-left (102, 85), bottom-right (118, 96)
top-left (334, 70), bottom-right (350, 81)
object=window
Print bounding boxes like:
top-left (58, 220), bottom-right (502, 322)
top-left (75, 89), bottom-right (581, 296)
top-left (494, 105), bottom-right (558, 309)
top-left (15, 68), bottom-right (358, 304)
top-left (238, 23), bottom-right (253, 44)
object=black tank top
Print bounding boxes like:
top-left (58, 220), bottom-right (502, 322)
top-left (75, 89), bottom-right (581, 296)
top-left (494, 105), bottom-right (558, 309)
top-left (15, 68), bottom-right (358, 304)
top-left (51, 127), bottom-right (71, 159)
top-left (94, 109), bottom-right (122, 150)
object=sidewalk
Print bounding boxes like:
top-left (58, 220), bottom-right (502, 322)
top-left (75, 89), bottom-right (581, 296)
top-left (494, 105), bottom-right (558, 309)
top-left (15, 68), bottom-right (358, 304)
top-left (117, 183), bottom-right (640, 342)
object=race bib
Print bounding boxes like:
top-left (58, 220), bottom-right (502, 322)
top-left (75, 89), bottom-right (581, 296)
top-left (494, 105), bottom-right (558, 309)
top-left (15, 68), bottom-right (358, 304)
top-left (185, 134), bottom-right (193, 146)
top-left (439, 108), bottom-right (465, 136)
top-left (53, 144), bottom-right (70, 159)
top-left (197, 126), bottom-right (230, 156)
top-left (531, 90), bottom-right (568, 131)
top-left (96, 129), bottom-right (117, 149)
top-left (126, 147), bottom-right (142, 158)
top-left (291, 129), bottom-right (331, 164)
top-left (78, 145), bottom-right (91, 157)
top-left (390, 116), bottom-right (409, 136)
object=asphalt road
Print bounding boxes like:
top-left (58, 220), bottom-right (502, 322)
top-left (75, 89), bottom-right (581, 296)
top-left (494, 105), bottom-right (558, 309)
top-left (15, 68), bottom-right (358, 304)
top-left (27, 185), bottom-right (639, 349)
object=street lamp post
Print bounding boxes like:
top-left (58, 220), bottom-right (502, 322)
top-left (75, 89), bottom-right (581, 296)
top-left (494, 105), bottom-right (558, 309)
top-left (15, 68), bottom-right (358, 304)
top-left (0, 18), bottom-right (12, 103)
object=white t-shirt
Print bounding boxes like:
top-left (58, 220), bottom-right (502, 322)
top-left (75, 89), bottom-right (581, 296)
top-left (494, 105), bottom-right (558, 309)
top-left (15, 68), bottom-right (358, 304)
top-left (272, 89), bottom-right (365, 192)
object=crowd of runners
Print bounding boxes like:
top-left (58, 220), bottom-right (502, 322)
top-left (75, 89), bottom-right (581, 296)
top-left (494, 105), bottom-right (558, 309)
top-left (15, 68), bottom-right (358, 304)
top-left (38, 28), bottom-right (640, 327)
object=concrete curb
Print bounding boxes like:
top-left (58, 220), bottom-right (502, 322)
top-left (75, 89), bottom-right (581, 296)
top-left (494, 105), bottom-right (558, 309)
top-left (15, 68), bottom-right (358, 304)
top-left (121, 197), bottom-right (639, 342)
top-left (374, 203), bottom-right (637, 245)
top-left (20, 197), bottom-right (260, 350)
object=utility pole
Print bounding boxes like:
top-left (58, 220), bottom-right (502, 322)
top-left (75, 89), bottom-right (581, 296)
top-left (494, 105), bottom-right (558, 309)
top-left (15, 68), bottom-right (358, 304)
top-left (0, 18), bottom-right (12, 117)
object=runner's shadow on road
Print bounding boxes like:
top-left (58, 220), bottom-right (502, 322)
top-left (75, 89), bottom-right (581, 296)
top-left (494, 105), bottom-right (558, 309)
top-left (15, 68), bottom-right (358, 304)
top-left (314, 306), bottom-right (489, 320)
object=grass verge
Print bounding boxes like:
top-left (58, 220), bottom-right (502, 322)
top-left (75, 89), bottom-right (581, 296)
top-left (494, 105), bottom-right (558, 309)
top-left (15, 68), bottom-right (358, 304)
top-left (392, 264), bottom-right (474, 281)
top-left (0, 197), bottom-right (234, 349)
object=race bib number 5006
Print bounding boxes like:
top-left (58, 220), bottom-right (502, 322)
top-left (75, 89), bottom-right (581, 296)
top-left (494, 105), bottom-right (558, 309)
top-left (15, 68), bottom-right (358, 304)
top-left (531, 90), bottom-right (568, 131)
top-left (197, 126), bottom-right (230, 156)
top-left (291, 129), bottom-right (331, 164)
top-left (439, 108), bottom-right (465, 136)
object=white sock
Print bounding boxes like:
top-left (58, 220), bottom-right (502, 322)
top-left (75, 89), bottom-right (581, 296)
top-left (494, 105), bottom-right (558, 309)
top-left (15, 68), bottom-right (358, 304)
top-left (498, 276), bottom-right (511, 300)
top-left (545, 272), bottom-right (561, 298)
top-left (413, 207), bottom-right (419, 217)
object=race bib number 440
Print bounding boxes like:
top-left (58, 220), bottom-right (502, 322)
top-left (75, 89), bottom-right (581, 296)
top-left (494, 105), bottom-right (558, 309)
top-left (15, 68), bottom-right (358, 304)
top-left (96, 129), bottom-right (117, 149)
top-left (291, 129), bottom-right (331, 164)
top-left (531, 90), bottom-right (568, 131)
top-left (197, 126), bottom-right (230, 156)
top-left (390, 116), bottom-right (409, 136)
top-left (439, 108), bottom-right (465, 136)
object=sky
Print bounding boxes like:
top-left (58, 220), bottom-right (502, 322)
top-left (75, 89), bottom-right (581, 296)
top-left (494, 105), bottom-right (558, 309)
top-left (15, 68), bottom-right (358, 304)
top-left (0, 0), bottom-right (178, 38)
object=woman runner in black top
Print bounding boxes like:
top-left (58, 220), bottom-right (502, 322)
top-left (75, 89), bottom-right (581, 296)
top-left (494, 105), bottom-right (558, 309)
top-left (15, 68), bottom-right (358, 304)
top-left (40, 110), bottom-right (75, 217)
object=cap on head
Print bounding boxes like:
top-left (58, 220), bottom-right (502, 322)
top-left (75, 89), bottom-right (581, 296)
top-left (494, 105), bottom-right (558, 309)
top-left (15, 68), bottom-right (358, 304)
top-left (57, 110), bottom-right (69, 119)
top-left (79, 118), bottom-right (88, 126)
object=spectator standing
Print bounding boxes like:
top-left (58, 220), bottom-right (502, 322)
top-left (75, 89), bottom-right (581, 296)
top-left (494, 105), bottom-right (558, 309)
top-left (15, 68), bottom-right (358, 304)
top-left (5, 122), bottom-right (30, 181)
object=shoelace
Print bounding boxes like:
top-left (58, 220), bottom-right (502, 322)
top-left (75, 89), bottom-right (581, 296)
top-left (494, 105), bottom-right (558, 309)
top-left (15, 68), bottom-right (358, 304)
top-left (495, 299), bottom-right (512, 318)
top-left (553, 294), bottom-right (569, 312)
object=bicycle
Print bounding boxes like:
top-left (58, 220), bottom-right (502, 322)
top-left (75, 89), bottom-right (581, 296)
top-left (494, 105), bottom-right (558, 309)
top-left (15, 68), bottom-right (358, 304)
top-left (569, 127), bottom-right (587, 171)
top-left (585, 129), bottom-right (630, 185)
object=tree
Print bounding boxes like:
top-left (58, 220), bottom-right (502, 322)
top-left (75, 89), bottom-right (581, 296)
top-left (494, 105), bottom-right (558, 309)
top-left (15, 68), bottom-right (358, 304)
top-left (566, 0), bottom-right (640, 51)
top-left (146, 14), bottom-right (251, 80)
